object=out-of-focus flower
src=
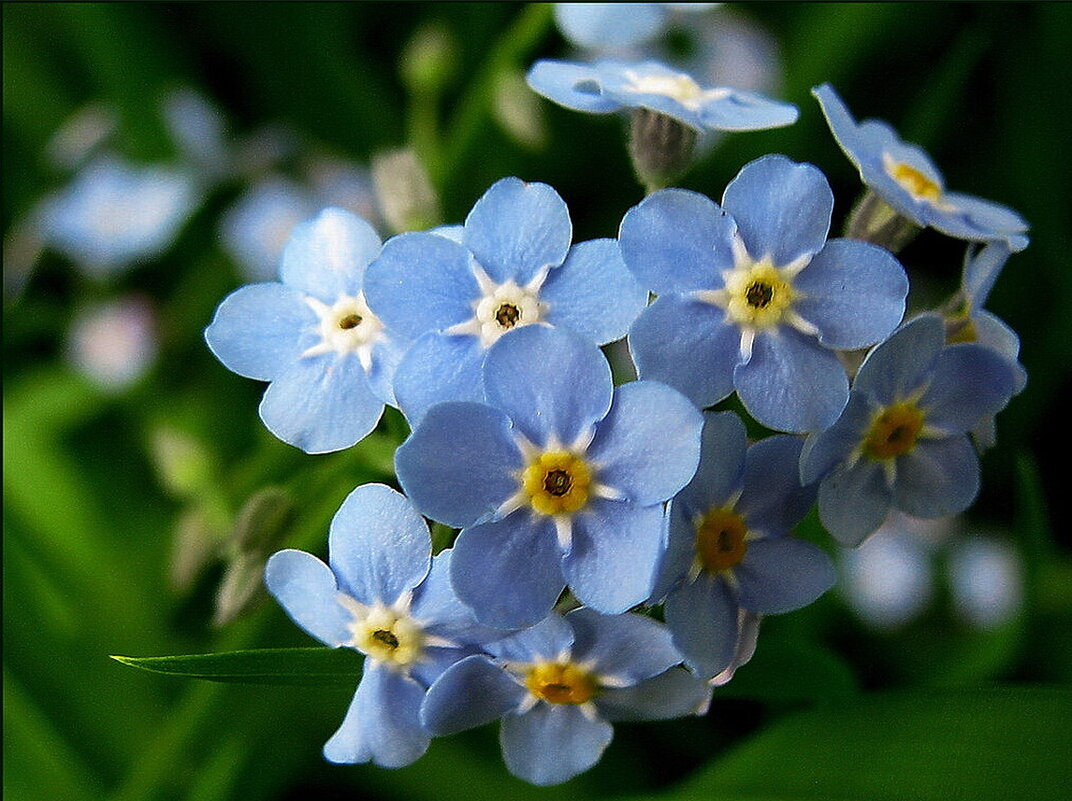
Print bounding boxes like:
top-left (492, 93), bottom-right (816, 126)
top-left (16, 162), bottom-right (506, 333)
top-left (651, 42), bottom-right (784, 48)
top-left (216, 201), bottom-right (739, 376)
top-left (66, 295), bottom-right (158, 390)
top-left (948, 536), bottom-right (1023, 629)
top-left (553, 3), bottom-right (718, 52)
top-left (44, 103), bottom-right (118, 171)
top-left (161, 87), bottom-right (232, 184)
top-left (220, 177), bottom-right (319, 282)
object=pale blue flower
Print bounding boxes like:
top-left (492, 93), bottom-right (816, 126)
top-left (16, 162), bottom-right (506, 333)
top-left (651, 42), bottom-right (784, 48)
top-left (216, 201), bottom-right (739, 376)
top-left (554, 4), bottom-right (716, 51)
top-left (220, 176), bottom-right (319, 282)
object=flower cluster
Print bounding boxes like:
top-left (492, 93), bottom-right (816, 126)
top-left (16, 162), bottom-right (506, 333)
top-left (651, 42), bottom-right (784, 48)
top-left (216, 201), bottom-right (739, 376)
top-left (204, 53), bottom-right (1027, 784)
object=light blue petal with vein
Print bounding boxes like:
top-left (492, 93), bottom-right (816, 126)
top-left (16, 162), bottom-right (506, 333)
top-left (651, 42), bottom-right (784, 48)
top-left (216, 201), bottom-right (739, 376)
top-left (894, 436), bottom-right (979, 519)
top-left (697, 89), bottom-right (798, 131)
top-left (736, 537), bottom-right (836, 613)
top-left (972, 311), bottom-right (1027, 393)
top-left (919, 344), bottom-right (1016, 433)
top-left (264, 549), bottom-right (353, 647)
top-left (554, 3), bottom-right (666, 49)
top-left (567, 608), bottom-right (681, 684)
top-left (792, 238), bottom-right (908, 350)
top-left (852, 314), bottom-right (944, 405)
top-left (258, 352), bottom-right (383, 453)
top-left (463, 177), bottom-right (572, 286)
top-left (411, 550), bottom-right (495, 643)
top-left (328, 484), bottom-right (430, 606)
top-left (279, 207), bottom-right (381, 301)
top-left (929, 192), bottom-right (1030, 251)
top-left (526, 60), bottom-right (623, 114)
top-left (204, 282), bottom-right (317, 381)
top-left (738, 434), bottom-right (814, 535)
top-left (323, 662), bottom-right (429, 767)
top-left (618, 188), bottom-right (736, 294)
top-left (664, 573), bottom-right (739, 680)
top-left (721, 155), bottom-right (833, 266)
top-left (675, 411), bottom-right (747, 517)
top-left (395, 401), bottom-right (521, 528)
top-left (501, 704), bottom-right (613, 786)
top-left (586, 380), bottom-right (702, 505)
top-left (420, 655), bottom-right (526, 735)
top-left (365, 331), bottom-right (409, 406)
top-left (596, 667), bottom-right (712, 722)
top-left (563, 500), bottom-right (666, 614)
top-left (483, 326), bottom-right (612, 448)
top-left (540, 238), bottom-right (647, 344)
top-left (734, 326), bottom-right (849, 433)
top-left (628, 294), bottom-right (739, 408)
top-left (451, 513), bottom-right (565, 629)
top-left (963, 241), bottom-right (1012, 310)
top-left (799, 392), bottom-right (874, 484)
top-left (364, 231), bottom-right (478, 339)
top-left (487, 613), bottom-right (575, 663)
top-left (392, 333), bottom-right (485, 427)
top-left (818, 460), bottom-right (892, 547)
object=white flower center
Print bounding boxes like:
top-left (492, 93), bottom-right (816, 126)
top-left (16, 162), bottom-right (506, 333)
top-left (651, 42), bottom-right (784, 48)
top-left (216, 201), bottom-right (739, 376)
top-left (446, 265), bottom-right (547, 347)
top-left (623, 70), bottom-right (731, 111)
top-left (303, 292), bottom-right (384, 370)
top-left (339, 595), bottom-right (427, 669)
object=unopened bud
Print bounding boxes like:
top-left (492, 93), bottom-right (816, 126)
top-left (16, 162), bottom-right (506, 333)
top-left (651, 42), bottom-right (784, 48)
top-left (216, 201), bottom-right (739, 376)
top-left (844, 189), bottom-right (920, 253)
top-left (213, 551), bottom-right (267, 627)
top-left (372, 148), bottom-right (442, 234)
top-left (628, 108), bottom-right (697, 193)
top-left (493, 68), bottom-right (548, 151)
top-left (169, 507), bottom-right (225, 593)
top-left (231, 487), bottom-right (293, 554)
top-left (150, 425), bottom-right (215, 499)
top-left (400, 22), bottom-right (458, 96)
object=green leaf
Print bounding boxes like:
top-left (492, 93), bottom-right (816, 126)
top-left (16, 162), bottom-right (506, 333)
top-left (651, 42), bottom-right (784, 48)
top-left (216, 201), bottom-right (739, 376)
top-left (111, 648), bottom-right (362, 688)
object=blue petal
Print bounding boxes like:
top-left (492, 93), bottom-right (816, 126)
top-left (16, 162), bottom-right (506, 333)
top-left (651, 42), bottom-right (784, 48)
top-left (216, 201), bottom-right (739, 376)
top-left (817, 460), bottom-right (892, 547)
top-left (927, 192), bottom-right (1029, 249)
top-left (734, 327), bottom-right (849, 433)
top-left (675, 411), bottom-right (747, 517)
top-left (853, 314), bottom-right (944, 405)
top-left (567, 608), bottom-right (680, 684)
top-left (696, 89), bottom-right (799, 131)
top-left (596, 667), bottom-right (712, 722)
top-left (736, 537), bottom-right (836, 613)
top-left (618, 188), bottom-right (736, 294)
top-left (323, 662), bottom-right (429, 768)
top-left (799, 392), bottom-right (875, 484)
top-left (411, 550), bottom-right (495, 644)
top-left (894, 436), bottom-right (979, 519)
top-left (919, 344), bottom-right (1015, 433)
top-left (263, 549), bottom-right (353, 647)
top-left (420, 654), bottom-right (526, 735)
top-left (553, 4), bottom-right (666, 49)
top-left (487, 613), bottom-right (575, 663)
top-left (586, 380), bottom-right (703, 505)
top-left (463, 177), bottom-right (572, 286)
top-left (258, 353), bottom-right (383, 453)
top-left (204, 283), bottom-right (318, 381)
top-left (483, 325), bottom-right (612, 448)
top-left (451, 513), bottom-right (565, 629)
top-left (280, 207), bottom-right (381, 302)
top-left (526, 60), bottom-right (624, 114)
top-left (500, 704), bottom-right (613, 786)
top-left (963, 241), bottom-right (1012, 310)
top-left (972, 311), bottom-right (1027, 394)
top-left (721, 155), bottom-right (833, 266)
top-left (392, 333), bottom-right (486, 427)
top-left (792, 238), bottom-right (907, 350)
top-left (327, 484), bottom-right (430, 606)
top-left (365, 331), bottom-right (409, 407)
top-left (540, 238), bottom-right (648, 345)
top-left (664, 573), bottom-right (740, 680)
top-left (628, 294), bottom-right (739, 408)
top-left (395, 401), bottom-right (522, 528)
top-left (363, 231), bottom-right (478, 340)
top-left (738, 434), bottom-right (815, 534)
top-left (651, 500), bottom-right (698, 603)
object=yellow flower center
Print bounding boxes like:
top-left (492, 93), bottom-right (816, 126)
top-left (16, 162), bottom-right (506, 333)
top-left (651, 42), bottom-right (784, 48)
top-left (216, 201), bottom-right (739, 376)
top-left (521, 451), bottom-right (592, 516)
top-left (723, 261), bottom-right (796, 329)
top-left (350, 607), bottom-right (425, 666)
top-left (525, 662), bottom-right (597, 705)
top-left (863, 402), bottom-right (926, 461)
top-left (886, 160), bottom-right (942, 202)
top-left (695, 507), bottom-right (749, 573)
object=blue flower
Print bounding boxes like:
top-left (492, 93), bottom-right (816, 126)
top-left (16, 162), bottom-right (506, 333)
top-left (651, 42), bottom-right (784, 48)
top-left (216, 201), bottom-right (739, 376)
top-left (620, 154), bottom-right (909, 432)
top-left (205, 207), bottom-right (408, 453)
top-left (526, 59), bottom-right (798, 132)
top-left (395, 325), bottom-right (703, 628)
top-left (812, 83), bottom-right (1029, 252)
top-left (801, 314), bottom-right (1019, 547)
top-left (220, 176), bottom-right (319, 282)
top-left (420, 609), bottom-right (711, 785)
top-left (653, 412), bottom-right (834, 679)
top-left (264, 483), bottom-right (501, 768)
top-left (364, 177), bottom-right (647, 425)
top-left (553, 3), bottom-right (717, 52)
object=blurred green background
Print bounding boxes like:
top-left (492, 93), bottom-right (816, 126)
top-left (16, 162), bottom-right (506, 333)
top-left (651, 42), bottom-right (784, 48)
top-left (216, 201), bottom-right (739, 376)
top-left (4, 3), bottom-right (1072, 800)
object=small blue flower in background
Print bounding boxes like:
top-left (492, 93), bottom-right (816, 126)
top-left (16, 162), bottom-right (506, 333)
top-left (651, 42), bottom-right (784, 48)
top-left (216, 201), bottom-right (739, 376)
top-left (620, 154), bottom-right (909, 432)
top-left (653, 412), bottom-right (834, 679)
top-left (220, 176), bottom-right (319, 282)
top-left (527, 59), bottom-right (797, 133)
top-left (205, 207), bottom-right (408, 453)
top-left (801, 313), bottom-right (1018, 547)
top-left (395, 325), bottom-right (703, 629)
top-left (812, 83), bottom-right (1030, 252)
top-left (420, 609), bottom-right (711, 785)
top-left (264, 483), bottom-right (501, 768)
top-left (364, 176), bottom-right (647, 425)
top-left (553, 3), bottom-right (717, 52)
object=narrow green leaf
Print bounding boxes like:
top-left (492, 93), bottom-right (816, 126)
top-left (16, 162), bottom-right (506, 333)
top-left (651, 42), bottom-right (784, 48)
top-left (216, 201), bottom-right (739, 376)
top-left (111, 648), bottom-right (362, 687)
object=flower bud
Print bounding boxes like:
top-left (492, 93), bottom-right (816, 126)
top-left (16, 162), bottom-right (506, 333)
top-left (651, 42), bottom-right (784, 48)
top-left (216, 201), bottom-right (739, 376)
top-left (371, 148), bottom-right (442, 234)
top-left (628, 107), bottom-right (697, 192)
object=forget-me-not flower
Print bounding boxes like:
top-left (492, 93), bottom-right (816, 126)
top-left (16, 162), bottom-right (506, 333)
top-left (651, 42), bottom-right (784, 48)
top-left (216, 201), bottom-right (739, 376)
top-left (420, 609), bottom-right (711, 785)
top-left (653, 412), bottom-right (835, 679)
top-left (264, 483), bottom-right (501, 768)
top-left (205, 207), bottom-right (407, 453)
top-left (620, 154), bottom-right (909, 432)
top-left (364, 177), bottom-right (646, 425)
top-left (812, 83), bottom-right (1029, 252)
top-left (553, 3), bottom-right (717, 52)
top-left (395, 325), bottom-right (703, 628)
top-left (801, 314), bottom-right (1018, 547)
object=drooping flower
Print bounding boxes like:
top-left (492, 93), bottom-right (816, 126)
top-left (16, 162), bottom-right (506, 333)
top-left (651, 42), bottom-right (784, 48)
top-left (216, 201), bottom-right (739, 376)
top-left (620, 154), bottom-right (909, 432)
top-left (364, 177), bottom-right (646, 425)
top-left (800, 314), bottom-right (1018, 547)
top-left (264, 483), bottom-right (501, 768)
top-left (420, 609), bottom-right (711, 785)
top-left (395, 325), bottom-right (703, 628)
top-left (653, 412), bottom-right (834, 679)
top-left (812, 83), bottom-right (1029, 252)
top-left (205, 207), bottom-right (407, 453)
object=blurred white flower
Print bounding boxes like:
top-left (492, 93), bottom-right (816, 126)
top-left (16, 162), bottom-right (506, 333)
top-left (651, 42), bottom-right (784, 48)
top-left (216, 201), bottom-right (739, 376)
top-left (66, 295), bottom-right (158, 390)
top-left (948, 537), bottom-right (1023, 629)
